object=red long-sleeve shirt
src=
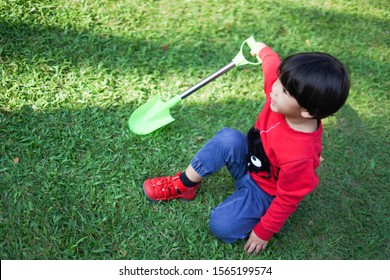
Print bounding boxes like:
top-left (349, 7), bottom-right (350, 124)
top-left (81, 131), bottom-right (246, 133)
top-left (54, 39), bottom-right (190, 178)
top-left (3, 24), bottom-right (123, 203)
top-left (250, 47), bottom-right (323, 241)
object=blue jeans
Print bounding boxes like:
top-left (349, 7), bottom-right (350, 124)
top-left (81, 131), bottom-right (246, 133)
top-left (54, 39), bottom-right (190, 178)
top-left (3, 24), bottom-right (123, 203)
top-left (190, 128), bottom-right (274, 243)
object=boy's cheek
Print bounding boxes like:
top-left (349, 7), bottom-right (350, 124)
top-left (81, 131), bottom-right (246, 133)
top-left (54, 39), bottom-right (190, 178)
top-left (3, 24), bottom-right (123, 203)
top-left (270, 103), bottom-right (277, 112)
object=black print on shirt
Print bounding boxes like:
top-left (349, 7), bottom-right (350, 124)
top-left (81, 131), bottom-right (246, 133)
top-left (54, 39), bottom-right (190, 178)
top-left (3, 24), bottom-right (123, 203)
top-left (246, 127), bottom-right (271, 177)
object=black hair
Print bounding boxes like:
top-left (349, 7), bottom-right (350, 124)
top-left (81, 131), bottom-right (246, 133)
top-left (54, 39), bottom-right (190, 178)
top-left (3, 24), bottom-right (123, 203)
top-left (278, 52), bottom-right (350, 119)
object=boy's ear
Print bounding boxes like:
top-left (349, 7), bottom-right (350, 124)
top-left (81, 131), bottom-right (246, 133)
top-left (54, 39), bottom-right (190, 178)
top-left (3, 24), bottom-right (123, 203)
top-left (300, 109), bottom-right (314, 119)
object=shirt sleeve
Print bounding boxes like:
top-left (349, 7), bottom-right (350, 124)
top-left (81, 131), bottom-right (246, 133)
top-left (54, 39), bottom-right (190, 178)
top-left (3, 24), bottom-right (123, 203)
top-left (258, 47), bottom-right (281, 95)
top-left (253, 159), bottom-right (319, 240)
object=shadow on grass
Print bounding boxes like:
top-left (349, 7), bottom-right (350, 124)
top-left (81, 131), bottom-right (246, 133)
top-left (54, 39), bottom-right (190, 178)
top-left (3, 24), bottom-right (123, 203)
top-left (0, 97), bottom-right (259, 259)
top-left (0, 0), bottom-right (388, 259)
top-left (1, 98), bottom-right (389, 259)
top-left (0, 3), bottom-right (388, 76)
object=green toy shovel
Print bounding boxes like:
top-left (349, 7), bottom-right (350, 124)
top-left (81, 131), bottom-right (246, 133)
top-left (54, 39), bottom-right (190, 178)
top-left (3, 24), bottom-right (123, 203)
top-left (128, 36), bottom-right (261, 135)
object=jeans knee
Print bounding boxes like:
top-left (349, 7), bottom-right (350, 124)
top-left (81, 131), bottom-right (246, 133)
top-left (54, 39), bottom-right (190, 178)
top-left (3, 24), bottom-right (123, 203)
top-left (209, 210), bottom-right (238, 244)
top-left (218, 128), bottom-right (247, 154)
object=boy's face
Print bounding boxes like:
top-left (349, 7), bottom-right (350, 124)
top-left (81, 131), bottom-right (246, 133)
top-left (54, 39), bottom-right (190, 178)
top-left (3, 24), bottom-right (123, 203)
top-left (270, 79), bottom-right (302, 117)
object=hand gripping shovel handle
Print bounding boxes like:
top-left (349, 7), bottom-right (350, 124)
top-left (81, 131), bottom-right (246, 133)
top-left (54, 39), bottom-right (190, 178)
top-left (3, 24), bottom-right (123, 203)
top-left (180, 36), bottom-right (261, 99)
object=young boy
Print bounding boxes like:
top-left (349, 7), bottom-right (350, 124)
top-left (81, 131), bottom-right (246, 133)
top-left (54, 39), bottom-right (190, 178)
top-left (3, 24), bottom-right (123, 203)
top-left (143, 42), bottom-right (350, 255)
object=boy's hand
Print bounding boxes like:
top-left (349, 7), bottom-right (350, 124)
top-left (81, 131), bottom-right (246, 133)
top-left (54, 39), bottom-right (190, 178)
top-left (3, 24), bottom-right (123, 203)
top-left (250, 42), bottom-right (268, 57)
top-left (244, 230), bottom-right (268, 255)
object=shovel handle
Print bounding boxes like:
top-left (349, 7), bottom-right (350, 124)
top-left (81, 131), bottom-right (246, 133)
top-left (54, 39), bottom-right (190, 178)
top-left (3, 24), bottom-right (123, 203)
top-left (179, 62), bottom-right (236, 99)
top-left (179, 36), bottom-right (261, 99)
top-left (246, 36), bottom-right (262, 63)
top-left (246, 36), bottom-right (259, 52)
top-left (232, 36), bottom-right (262, 66)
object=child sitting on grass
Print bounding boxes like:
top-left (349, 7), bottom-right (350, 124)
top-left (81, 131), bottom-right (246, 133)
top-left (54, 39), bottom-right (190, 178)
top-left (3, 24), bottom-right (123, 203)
top-left (143, 41), bottom-right (350, 254)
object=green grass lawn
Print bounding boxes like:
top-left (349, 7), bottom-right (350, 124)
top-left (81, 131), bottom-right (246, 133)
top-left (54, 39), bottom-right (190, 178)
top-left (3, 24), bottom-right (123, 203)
top-left (0, 0), bottom-right (389, 259)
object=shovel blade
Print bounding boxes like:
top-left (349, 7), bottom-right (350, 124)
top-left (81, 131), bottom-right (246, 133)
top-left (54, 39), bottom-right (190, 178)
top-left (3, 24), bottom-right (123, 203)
top-left (129, 95), bottom-right (181, 135)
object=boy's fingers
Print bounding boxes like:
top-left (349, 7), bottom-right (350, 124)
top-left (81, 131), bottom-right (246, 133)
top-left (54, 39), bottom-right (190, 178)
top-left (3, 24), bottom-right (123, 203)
top-left (244, 240), bottom-right (250, 251)
top-left (245, 242), bottom-right (256, 255)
